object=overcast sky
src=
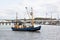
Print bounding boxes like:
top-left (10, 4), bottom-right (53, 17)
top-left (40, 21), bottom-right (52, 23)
top-left (0, 0), bottom-right (60, 19)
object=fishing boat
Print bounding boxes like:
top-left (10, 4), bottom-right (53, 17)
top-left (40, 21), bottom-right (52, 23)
top-left (11, 7), bottom-right (41, 31)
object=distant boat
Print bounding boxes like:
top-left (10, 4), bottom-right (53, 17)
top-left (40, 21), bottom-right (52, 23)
top-left (11, 7), bottom-right (41, 31)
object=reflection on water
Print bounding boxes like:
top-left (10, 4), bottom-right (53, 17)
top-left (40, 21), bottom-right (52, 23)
top-left (0, 25), bottom-right (58, 40)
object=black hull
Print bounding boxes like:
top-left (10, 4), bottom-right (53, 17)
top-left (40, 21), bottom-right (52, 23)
top-left (11, 26), bottom-right (41, 31)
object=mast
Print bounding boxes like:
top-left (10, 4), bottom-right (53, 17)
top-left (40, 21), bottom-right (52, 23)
top-left (57, 13), bottom-right (59, 21)
top-left (25, 7), bottom-right (34, 27)
top-left (30, 7), bottom-right (34, 27)
top-left (16, 12), bottom-right (18, 22)
top-left (51, 12), bottom-right (52, 24)
top-left (46, 13), bottom-right (47, 18)
top-left (15, 12), bottom-right (19, 28)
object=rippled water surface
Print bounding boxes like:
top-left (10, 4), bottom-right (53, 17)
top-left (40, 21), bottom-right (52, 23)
top-left (0, 25), bottom-right (58, 40)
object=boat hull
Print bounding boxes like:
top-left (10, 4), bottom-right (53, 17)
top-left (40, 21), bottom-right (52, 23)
top-left (11, 26), bottom-right (41, 31)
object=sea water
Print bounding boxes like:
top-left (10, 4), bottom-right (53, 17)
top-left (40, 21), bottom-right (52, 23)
top-left (0, 25), bottom-right (58, 40)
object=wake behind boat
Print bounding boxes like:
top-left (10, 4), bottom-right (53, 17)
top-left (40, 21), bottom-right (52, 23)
top-left (11, 7), bottom-right (41, 31)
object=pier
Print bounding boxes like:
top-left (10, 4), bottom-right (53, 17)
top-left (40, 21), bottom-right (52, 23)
top-left (0, 19), bottom-right (59, 25)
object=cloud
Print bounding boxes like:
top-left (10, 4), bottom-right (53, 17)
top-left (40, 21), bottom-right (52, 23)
top-left (0, 0), bottom-right (60, 19)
